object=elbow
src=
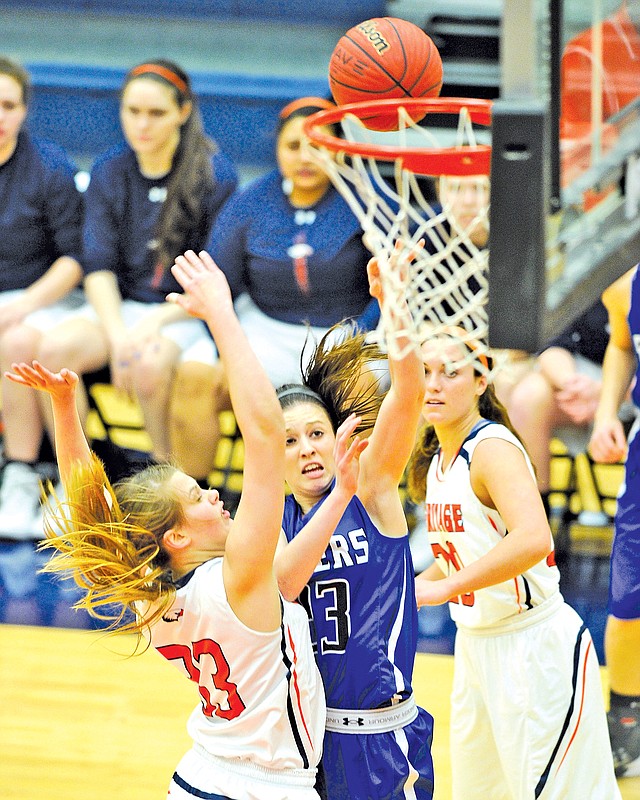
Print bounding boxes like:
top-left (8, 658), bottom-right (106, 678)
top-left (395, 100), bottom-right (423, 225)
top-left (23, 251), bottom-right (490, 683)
top-left (275, 572), bottom-right (301, 603)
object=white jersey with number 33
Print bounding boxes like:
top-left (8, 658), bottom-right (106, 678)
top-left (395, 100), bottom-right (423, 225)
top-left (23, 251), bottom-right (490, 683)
top-left (425, 420), bottom-right (561, 629)
top-left (147, 558), bottom-right (325, 772)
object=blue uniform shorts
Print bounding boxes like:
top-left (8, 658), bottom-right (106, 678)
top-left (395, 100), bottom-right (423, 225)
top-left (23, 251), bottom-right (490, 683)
top-left (322, 706), bottom-right (434, 800)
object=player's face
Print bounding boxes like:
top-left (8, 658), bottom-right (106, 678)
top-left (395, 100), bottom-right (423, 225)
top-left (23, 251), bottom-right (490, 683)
top-left (421, 340), bottom-right (487, 427)
top-left (276, 116), bottom-right (332, 203)
top-left (439, 175), bottom-right (489, 248)
top-left (283, 402), bottom-right (336, 509)
top-left (0, 74), bottom-right (27, 161)
top-left (169, 471), bottom-right (231, 552)
top-left (120, 78), bottom-right (190, 161)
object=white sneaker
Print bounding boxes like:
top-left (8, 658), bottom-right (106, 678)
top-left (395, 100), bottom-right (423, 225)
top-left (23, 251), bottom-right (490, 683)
top-left (0, 462), bottom-right (42, 539)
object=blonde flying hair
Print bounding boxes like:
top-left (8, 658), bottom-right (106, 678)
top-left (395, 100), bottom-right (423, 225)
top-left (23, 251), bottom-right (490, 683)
top-left (39, 454), bottom-right (184, 638)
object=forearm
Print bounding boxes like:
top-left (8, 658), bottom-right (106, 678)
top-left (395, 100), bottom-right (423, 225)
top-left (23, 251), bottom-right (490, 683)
top-left (275, 488), bottom-right (353, 600)
top-left (84, 271), bottom-right (127, 341)
top-left (22, 257), bottom-right (82, 310)
top-left (51, 394), bottom-right (92, 485)
top-left (440, 528), bottom-right (550, 601)
top-left (595, 344), bottom-right (636, 422)
top-left (204, 307), bottom-right (279, 436)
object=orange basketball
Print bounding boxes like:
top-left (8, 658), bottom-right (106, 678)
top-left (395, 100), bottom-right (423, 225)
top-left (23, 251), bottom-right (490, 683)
top-left (329, 17), bottom-right (443, 131)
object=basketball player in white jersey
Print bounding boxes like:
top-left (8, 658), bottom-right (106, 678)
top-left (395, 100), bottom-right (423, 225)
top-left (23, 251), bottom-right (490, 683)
top-left (407, 333), bottom-right (620, 799)
top-left (5, 250), bottom-right (325, 800)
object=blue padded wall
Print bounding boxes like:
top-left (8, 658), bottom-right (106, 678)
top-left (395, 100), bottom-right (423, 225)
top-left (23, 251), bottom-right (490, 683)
top-left (2, 0), bottom-right (386, 26)
top-left (26, 63), bottom-right (329, 169)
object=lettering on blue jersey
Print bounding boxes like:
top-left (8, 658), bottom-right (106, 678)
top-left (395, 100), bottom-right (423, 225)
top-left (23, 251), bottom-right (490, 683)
top-left (633, 333), bottom-right (640, 360)
top-left (316, 579), bottom-right (351, 653)
top-left (426, 503), bottom-right (464, 533)
top-left (315, 528), bottom-right (369, 572)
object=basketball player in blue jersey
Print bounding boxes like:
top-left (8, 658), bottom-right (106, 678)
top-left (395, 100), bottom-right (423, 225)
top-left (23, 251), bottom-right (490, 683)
top-left (407, 333), bottom-right (620, 799)
top-left (274, 254), bottom-right (435, 799)
top-left (589, 263), bottom-right (640, 778)
top-left (5, 250), bottom-right (325, 800)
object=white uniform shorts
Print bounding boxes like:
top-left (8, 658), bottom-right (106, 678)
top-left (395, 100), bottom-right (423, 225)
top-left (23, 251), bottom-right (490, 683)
top-left (234, 294), bottom-right (341, 388)
top-left (0, 288), bottom-right (86, 333)
top-left (70, 299), bottom-right (215, 365)
top-left (168, 744), bottom-right (320, 800)
top-left (180, 293), bottom-right (343, 387)
top-left (450, 595), bottom-right (621, 800)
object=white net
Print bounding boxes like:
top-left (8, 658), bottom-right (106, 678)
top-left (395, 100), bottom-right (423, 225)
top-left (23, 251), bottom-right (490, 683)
top-left (307, 102), bottom-right (497, 375)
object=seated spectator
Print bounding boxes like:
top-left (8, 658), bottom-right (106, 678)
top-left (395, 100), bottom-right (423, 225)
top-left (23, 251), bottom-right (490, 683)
top-left (506, 299), bottom-right (633, 519)
top-left (0, 56), bottom-right (84, 539)
top-left (33, 59), bottom-right (237, 485)
top-left (169, 97), bottom-right (374, 487)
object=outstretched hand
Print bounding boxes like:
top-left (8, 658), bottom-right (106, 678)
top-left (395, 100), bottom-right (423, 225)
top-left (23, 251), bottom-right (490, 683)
top-left (5, 361), bottom-right (79, 399)
top-left (333, 413), bottom-right (369, 498)
top-left (167, 250), bottom-right (233, 320)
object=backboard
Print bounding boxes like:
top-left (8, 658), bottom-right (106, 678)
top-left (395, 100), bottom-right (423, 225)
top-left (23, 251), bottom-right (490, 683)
top-left (488, 0), bottom-right (640, 350)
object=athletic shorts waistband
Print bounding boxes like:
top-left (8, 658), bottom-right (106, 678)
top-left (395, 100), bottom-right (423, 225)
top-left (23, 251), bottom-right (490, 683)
top-left (325, 695), bottom-right (418, 733)
top-left (191, 743), bottom-right (317, 787)
top-left (456, 593), bottom-right (564, 638)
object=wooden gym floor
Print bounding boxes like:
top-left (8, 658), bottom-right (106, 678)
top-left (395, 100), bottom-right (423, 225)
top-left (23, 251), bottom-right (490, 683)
top-left (1, 623), bottom-right (638, 799)
top-left (1, 387), bottom-right (638, 798)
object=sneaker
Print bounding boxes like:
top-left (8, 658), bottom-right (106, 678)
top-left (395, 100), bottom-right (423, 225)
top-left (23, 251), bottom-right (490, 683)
top-left (0, 462), bottom-right (42, 540)
top-left (609, 702), bottom-right (640, 777)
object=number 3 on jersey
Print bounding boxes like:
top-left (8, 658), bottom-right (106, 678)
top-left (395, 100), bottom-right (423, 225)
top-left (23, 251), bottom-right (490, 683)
top-left (158, 640), bottom-right (246, 719)
top-left (299, 579), bottom-right (351, 654)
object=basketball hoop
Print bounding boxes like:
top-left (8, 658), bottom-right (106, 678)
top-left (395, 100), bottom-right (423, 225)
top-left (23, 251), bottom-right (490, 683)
top-left (304, 96), bottom-right (496, 374)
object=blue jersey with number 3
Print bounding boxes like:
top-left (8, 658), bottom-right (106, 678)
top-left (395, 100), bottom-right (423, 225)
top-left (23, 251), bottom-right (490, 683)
top-left (282, 492), bottom-right (418, 710)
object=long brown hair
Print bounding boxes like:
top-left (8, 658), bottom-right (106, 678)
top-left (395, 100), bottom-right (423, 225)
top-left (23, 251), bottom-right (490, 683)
top-left (122, 59), bottom-right (216, 272)
top-left (277, 323), bottom-right (387, 434)
top-left (407, 362), bottom-right (526, 503)
top-left (39, 454), bottom-right (184, 637)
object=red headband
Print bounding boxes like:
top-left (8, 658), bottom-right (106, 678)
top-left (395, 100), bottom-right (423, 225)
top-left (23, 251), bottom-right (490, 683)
top-left (128, 64), bottom-right (189, 95)
top-left (279, 96), bottom-right (335, 120)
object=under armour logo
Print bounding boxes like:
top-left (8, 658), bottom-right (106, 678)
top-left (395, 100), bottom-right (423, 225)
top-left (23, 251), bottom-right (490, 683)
top-left (342, 717), bottom-right (365, 727)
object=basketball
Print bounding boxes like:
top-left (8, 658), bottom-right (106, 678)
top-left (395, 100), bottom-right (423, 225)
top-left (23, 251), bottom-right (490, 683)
top-left (328, 17), bottom-right (443, 131)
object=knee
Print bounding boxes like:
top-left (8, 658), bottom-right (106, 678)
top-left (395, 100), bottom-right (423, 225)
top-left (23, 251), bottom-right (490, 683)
top-left (0, 324), bottom-right (42, 366)
top-left (37, 327), bottom-right (95, 370)
top-left (508, 371), bottom-right (555, 429)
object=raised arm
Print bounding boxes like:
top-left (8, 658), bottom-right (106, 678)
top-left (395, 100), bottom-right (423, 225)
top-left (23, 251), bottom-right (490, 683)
top-left (358, 246), bottom-right (426, 533)
top-left (4, 363), bottom-right (90, 487)
top-left (168, 251), bottom-right (285, 610)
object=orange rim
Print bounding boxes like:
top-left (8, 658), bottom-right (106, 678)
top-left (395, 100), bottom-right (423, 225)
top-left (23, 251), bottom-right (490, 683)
top-left (303, 97), bottom-right (492, 176)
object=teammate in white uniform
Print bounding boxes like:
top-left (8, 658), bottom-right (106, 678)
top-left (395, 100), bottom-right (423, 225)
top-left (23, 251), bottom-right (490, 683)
top-left (407, 334), bottom-right (620, 799)
top-left (6, 250), bottom-right (325, 800)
